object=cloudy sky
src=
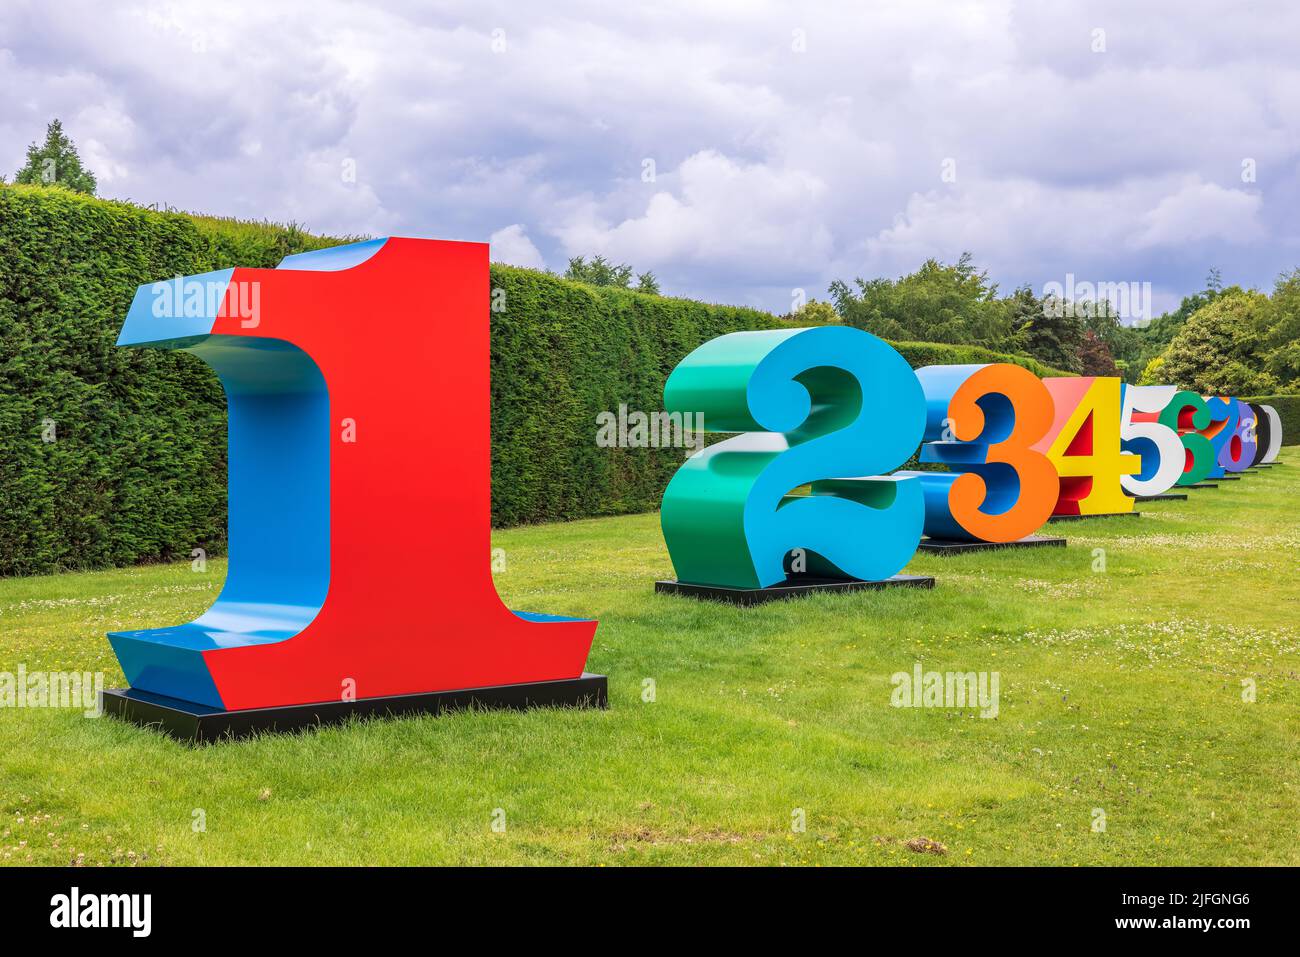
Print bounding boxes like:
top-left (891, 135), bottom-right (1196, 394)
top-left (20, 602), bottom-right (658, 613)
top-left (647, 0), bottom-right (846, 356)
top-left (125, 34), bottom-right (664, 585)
top-left (3, 0), bottom-right (1298, 317)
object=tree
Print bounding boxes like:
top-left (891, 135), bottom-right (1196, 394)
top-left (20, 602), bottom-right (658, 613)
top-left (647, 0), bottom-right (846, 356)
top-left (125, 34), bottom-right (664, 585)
top-left (1263, 267), bottom-right (1300, 390)
top-left (784, 299), bottom-right (839, 325)
top-left (1137, 354), bottom-right (1166, 386)
top-left (565, 255), bottom-right (631, 288)
top-left (1157, 289), bottom-right (1277, 394)
top-left (1009, 291), bottom-right (1085, 373)
top-left (1066, 297), bottom-right (1144, 380)
top-left (564, 255), bottom-right (662, 295)
top-left (1002, 284), bottom-right (1043, 335)
top-left (1078, 329), bottom-right (1119, 376)
top-left (634, 271), bottom-right (661, 296)
top-left (828, 252), bottom-right (1012, 348)
top-left (13, 119), bottom-right (97, 195)
top-left (1126, 277), bottom-right (1226, 381)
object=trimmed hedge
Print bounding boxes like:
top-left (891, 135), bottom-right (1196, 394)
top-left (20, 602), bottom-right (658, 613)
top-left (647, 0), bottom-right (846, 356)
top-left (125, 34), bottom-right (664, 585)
top-left (1241, 394), bottom-right (1300, 447)
top-left (490, 276), bottom-right (1075, 526)
top-left (887, 340), bottom-right (1070, 380)
top-left (490, 271), bottom-right (792, 526)
top-left (0, 185), bottom-right (343, 575)
top-left (0, 184), bottom-right (1074, 574)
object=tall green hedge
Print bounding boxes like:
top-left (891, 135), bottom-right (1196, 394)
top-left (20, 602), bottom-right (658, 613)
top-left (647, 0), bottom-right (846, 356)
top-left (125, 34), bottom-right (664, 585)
top-left (1, 184), bottom-right (1072, 575)
top-left (0, 185), bottom-right (343, 575)
top-left (1241, 394), bottom-right (1300, 448)
top-left (489, 274), bottom-right (1073, 526)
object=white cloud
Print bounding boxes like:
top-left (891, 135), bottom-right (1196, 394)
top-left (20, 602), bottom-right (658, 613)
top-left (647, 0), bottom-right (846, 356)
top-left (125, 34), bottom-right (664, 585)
top-left (488, 223), bottom-right (545, 269)
top-left (552, 151), bottom-right (833, 281)
top-left (1132, 179), bottom-right (1264, 249)
top-left (1, 0), bottom-right (1298, 310)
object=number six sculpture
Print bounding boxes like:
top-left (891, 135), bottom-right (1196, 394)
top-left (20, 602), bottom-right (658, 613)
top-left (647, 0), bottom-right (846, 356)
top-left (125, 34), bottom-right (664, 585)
top-left (102, 238), bottom-right (604, 740)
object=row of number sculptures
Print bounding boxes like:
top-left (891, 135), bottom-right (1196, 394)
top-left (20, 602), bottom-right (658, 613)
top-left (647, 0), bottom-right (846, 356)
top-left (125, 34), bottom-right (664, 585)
top-left (659, 326), bottom-right (1282, 590)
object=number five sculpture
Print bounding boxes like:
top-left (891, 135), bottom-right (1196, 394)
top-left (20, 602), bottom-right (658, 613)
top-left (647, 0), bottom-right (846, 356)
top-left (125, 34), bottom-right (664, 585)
top-left (103, 238), bottom-right (603, 738)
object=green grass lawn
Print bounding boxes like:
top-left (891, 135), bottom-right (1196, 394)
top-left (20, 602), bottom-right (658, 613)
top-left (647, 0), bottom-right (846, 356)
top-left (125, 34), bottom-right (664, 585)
top-left (1, 458), bottom-right (1297, 866)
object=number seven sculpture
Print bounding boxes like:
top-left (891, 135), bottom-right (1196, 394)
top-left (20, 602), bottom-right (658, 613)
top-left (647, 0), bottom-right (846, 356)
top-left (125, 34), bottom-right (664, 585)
top-left (102, 238), bottom-right (603, 739)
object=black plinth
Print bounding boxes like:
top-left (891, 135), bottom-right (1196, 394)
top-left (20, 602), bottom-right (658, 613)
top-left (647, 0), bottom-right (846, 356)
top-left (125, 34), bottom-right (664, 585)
top-left (1182, 482), bottom-right (1218, 489)
top-left (1130, 492), bottom-right (1188, 502)
top-left (1046, 511), bottom-right (1141, 523)
top-left (655, 574), bottom-right (934, 606)
top-left (1217, 475), bottom-right (1242, 481)
top-left (99, 673), bottom-right (608, 743)
top-left (918, 535), bottom-right (1066, 555)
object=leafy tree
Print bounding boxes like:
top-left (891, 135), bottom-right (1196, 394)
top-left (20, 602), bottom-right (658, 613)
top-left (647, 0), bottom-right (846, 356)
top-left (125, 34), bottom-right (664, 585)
top-left (1157, 289), bottom-right (1277, 394)
top-left (1009, 292), bottom-right (1085, 373)
top-left (1137, 354), bottom-right (1166, 386)
top-left (13, 119), bottom-right (97, 194)
top-left (565, 255), bottom-right (632, 288)
top-left (1002, 284), bottom-right (1042, 333)
top-left (784, 298), bottom-right (839, 325)
top-left (1263, 267), bottom-right (1300, 390)
top-left (1065, 297), bottom-right (1145, 380)
top-left (634, 271), bottom-right (661, 296)
top-left (1078, 329), bottom-right (1119, 376)
top-left (564, 255), bottom-right (663, 295)
top-left (1126, 275), bottom-right (1226, 380)
top-left (828, 253), bottom-right (1012, 348)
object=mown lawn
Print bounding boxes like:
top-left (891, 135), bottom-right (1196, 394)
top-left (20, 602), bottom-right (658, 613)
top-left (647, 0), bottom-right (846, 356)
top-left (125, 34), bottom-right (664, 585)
top-left (1, 457), bottom-right (1297, 866)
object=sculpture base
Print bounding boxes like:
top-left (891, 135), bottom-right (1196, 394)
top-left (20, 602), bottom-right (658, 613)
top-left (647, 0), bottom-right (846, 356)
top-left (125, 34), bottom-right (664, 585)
top-left (1046, 511), bottom-right (1141, 523)
top-left (1129, 492), bottom-right (1188, 502)
top-left (655, 574), bottom-right (934, 607)
top-left (99, 674), bottom-right (608, 743)
top-left (1216, 475), bottom-right (1242, 481)
top-left (918, 535), bottom-right (1066, 555)
top-left (1182, 482), bottom-right (1218, 489)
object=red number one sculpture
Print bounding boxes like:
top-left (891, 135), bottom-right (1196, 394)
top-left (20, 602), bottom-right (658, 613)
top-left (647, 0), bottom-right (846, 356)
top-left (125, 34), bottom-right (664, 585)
top-left (102, 238), bottom-right (604, 739)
